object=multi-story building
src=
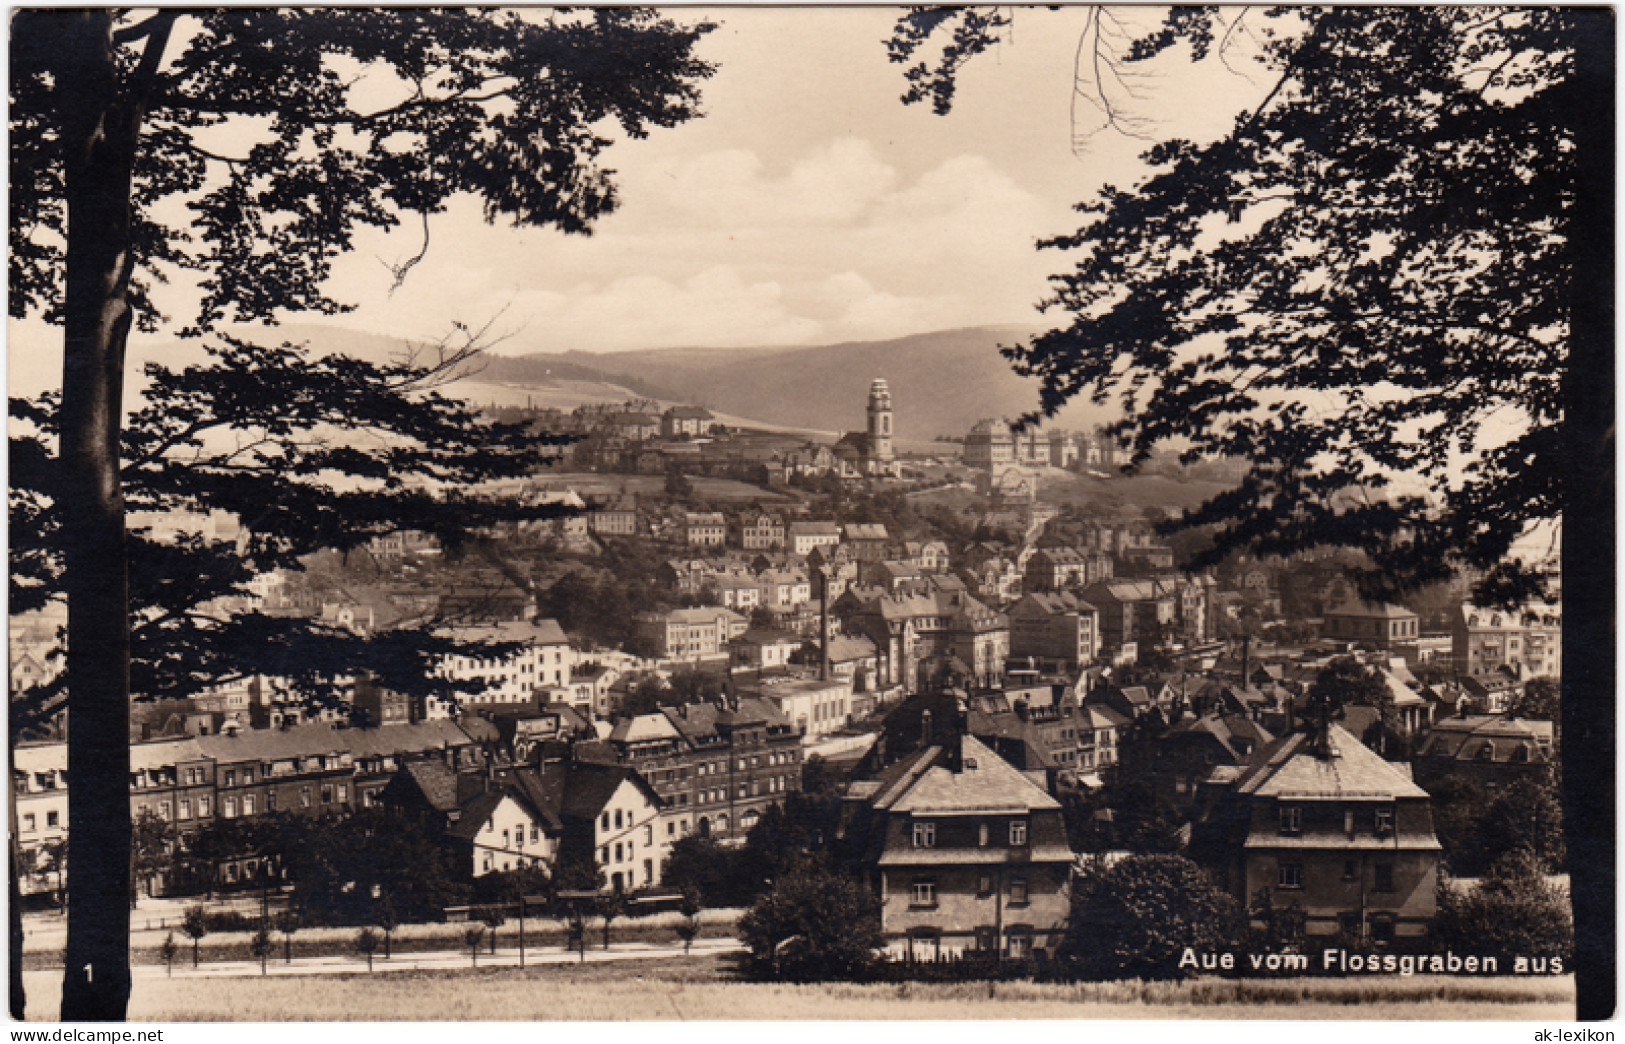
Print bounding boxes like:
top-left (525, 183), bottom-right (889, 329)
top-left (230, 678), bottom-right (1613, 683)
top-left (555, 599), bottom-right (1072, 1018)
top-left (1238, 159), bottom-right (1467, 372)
top-left (588, 495), bottom-right (640, 537)
top-left (1078, 579), bottom-right (1176, 654)
top-left (1322, 600), bottom-right (1421, 648)
top-left (842, 523), bottom-right (891, 562)
top-left (963, 419), bottom-right (1016, 471)
top-left (634, 606), bottom-right (748, 662)
top-left (661, 405), bottom-right (714, 438)
top-left (1451, 603), bottom-right (1562, 679)
top-left (606, 698), bottom-right (803, 845)
top-left (738, 512), bottom-right (785, 550)
top-left (837, 585), bottom-right (1011, 691)
top-left (1006, 590), bottom-right (1100, 668)
top-left (738, 674), bottom-right (856, 741)
top-left (681, 511), bottom-right (728, 548)
top-left (1197, 723), bottom-right (1442, 945)
top-left (13, 742), bottom-right (68, 896)
top-left (431, 620), bottom-right (574, 713)
top-left (845, 733), bottom-right (1074, 961)
top-left (1412, 715), bottom-right (1557, 790)
top-left (788, 521), bottom-right (841, 556)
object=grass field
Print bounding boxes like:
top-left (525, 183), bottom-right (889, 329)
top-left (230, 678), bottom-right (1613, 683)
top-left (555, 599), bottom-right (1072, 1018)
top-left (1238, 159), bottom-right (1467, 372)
top-left (20, 956), bottom-right (1575, 1021)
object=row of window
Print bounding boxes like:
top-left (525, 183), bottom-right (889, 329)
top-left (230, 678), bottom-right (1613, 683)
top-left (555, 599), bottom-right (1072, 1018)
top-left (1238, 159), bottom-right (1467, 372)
top-left (907, 874), bottom-right (1031, 906)
top-left (19, 810), bottom-right (60, 832)
top-left (913, 819), bottom-right (1027, 848)
top-left (1277, 861), bottom-right (1395, 892)
top-left (1279, 805), bottom-right (1395, 836)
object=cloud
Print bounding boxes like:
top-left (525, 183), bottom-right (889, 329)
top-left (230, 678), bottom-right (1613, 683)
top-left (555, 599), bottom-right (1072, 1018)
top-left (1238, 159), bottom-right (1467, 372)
top-left (322, 137), bottom-right (1066, 353)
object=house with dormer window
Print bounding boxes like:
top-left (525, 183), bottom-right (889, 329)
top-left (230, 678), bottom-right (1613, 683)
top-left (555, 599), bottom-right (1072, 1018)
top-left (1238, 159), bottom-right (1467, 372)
top-left (843, 733), bottom-right (1073, 961)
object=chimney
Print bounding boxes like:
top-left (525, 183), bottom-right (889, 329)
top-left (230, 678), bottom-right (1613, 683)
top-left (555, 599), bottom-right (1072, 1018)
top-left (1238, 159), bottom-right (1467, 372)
top-left (818, 565), bottom-right (832, 682)
top-left (920, 708), bottom-right (933, 749)
top-left (1013, 699), bottom-right (1029, 722)
top-left (1241, 634), bottom-right (1252, 685)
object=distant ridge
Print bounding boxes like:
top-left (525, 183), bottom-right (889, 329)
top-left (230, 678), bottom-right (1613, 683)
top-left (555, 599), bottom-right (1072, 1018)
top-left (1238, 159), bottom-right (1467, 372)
top-left (481, 325), bottom-right (1108, 440)
top-left (197, 323), bottom-right (1110, 439)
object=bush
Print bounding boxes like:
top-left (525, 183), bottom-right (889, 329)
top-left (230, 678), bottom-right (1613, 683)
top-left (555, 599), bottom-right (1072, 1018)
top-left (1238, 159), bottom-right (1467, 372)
top-left (1061, 854), bottom-right (1241, 980)
top-left (738, 865), bottom-right (882, 982)
top-left (1434, 849), bottom-right (1573, 963)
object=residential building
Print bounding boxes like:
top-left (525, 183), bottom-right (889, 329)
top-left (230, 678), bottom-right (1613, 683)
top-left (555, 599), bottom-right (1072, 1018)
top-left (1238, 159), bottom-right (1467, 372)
top-left (739, 513), bottom-right (785, 550)
top-left (788, 521), bottom-right (842, 556)
top-left (682, 511), bottom-right (728, 548)
top-left (1197, 724), bottom-right (1442, 944)
top-left (739, 674), bottom-right (855, 741)
top-left (1007, 591), bottom-right (1100, 668)
top-left (634, 606), bottom-right (748, 661)
top-left (432, 619), bottom-right (574, 713)
top-left (661, 405), bottom-right (714, 438)
top-left (845, 733), bottom-right (1073, 960)
top-left (1078, 579), bottom-right (1177, 653)
top-left (1412, 715), bottom-right (1556, 790)
top-left (1322, 600), bottom-right (1421, 648)
top-left (607, 698), bottom-right (803, 844)
top-left (843, 523), bottom-right (892, 562)
top-left (512, 759), bottom-right (670, 892)
top-left (963, 419), bottom-right (1015, 471)
top-left (1451, 603), bottom-right (1562, 679)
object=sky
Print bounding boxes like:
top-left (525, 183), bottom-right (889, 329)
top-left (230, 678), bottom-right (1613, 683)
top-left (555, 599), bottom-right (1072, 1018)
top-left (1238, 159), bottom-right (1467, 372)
top-left (7, 6), bottom-right (1277, 393)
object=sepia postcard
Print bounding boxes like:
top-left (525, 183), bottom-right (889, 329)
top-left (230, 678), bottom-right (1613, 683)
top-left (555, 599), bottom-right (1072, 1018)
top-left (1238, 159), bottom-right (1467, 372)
top-left (7, 4), bottom-right (1610, 1036)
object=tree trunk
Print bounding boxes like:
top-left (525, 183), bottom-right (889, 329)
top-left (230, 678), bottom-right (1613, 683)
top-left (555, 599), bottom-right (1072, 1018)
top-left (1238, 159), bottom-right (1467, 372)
top-left (1562, 11), bottom-right (1616, 1022)
top-left (56, 10), bottom-right (139, 1020)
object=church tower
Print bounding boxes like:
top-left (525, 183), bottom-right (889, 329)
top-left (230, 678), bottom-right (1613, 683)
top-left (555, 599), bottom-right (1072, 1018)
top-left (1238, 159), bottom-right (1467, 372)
top-left (867, 377), bottom-right (894, 468)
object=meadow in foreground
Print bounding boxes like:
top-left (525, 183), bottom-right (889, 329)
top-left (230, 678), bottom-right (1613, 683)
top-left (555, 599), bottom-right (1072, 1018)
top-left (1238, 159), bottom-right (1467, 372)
top-left (21, 956), bottom-right (1576, 1021)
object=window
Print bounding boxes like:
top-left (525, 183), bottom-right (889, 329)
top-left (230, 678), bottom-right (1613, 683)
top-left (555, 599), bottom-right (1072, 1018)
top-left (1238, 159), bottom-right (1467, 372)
top-left (299, 786), bottom-right (312, 808)
top-left (532, 826), bottom-right (541, 844)
top-left (1374, 863), bottom-right (1395, 893)
top-left (1279, 805), bottom-right (1302, 835)
top-left (178, 799), bottom-right (191, 821)
top-left (21, 814), bottom-right (35, 832)
top-left (158, 801), bottom-right (171, 821)
top-left (320, 785), bottom-right (334, 805)
top-left (46, 810), bottom-right (59, 828)
top-left (644, 825), bottom-right (653, 846)
top-left (975, 926), bottom-right (997, 952)
top-left (502, 829), bottom-right (510, 848)
top-left (615, 809), bottom-right (623, 829)
top-left (337, 784), bottom-right (348, 804)
top-left (242, 795), bottom-right (255, 816)
top-left (1343, 860), bottom-right (1357, 881)
top-left (1009, 819), bottom-right (1028, 846)
top-left (243, 766), bottom-right (254, 784)
top-left (1009, 876), bottom-right (1029, 904)
top-left (602, 812), bottom-right (610, 831)
top-left (600, 846), bottom-right (609, 864)
top-left (265, 791), bottom-right (276, 812)
top-left (1278, 863), bottom-right (1303, 889)
top-left (1374, 808), bottom-right (1395, 836)
top-left (223, 797), bottom-right (237, 819)
top-left (911, 879), bottom-right (937, 906)
top-left (614, 843), bottom-right (623, 863)
top-left (912, 821), bottom-right (936, 848)
top-left (1006, 926), bottom-right (1033, 960)
top-left (977, 873), bottom-right (993, 897)
top-left (224, 770), bottom-right (237, 787)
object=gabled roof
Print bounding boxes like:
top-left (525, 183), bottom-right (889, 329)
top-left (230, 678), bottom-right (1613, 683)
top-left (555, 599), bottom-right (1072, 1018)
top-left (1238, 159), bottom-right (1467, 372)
top-left (609, 713), bottom-right (681, 745)
top-left (445, 788), bottom-right (538, 841)
top-left (843, 523), bottom-right (890, 541)
top-left (400, 760), bottom-right (462, 813)
top-left (876, 735), bottom-right (1061, 814)
top-left (1233, 725), bottom-right (1429, 800)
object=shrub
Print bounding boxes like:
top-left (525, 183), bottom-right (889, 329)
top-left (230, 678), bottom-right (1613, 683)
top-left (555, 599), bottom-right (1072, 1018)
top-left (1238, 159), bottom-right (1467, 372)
top-left (738, 865), bottom-right (882, 982)
top-left (1061, 854), bottom-right (1241, 980)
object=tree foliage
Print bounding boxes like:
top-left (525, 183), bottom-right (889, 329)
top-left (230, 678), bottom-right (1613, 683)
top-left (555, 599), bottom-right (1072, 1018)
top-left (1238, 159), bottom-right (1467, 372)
top-left (1062, 853), bottom-right (1240, 980)
top-left (10, 8), bottom-right (716, 1019)
top-left (738, 864), bottom-right (883, 982)
top-left (893, 7), bottom-right (1595, 608)
top-left (1435, 849), bottom-right (1573, 963)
